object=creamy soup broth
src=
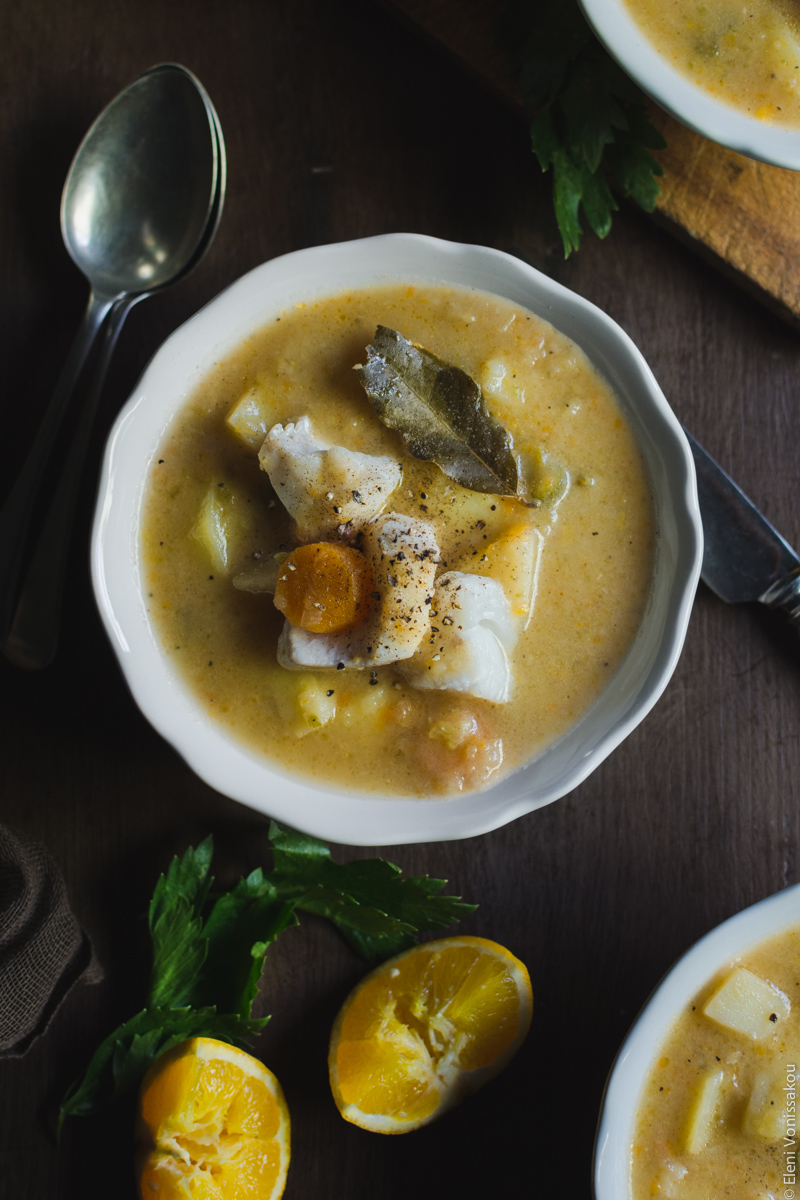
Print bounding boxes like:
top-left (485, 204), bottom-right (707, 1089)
top-left (632, 925), bottom-right (800, 1198)
top-left (625, 0), bottom-right (800, 128)
top-left (141, 284), bottom-right (653, 798)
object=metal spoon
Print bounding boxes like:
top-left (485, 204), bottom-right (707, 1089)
top-left (0, 63), bottom-right (224, 665)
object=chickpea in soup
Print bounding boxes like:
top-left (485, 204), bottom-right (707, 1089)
top-left (140, 284), bottom-right (653, 798)
top-left (632, 925), bottom-right (800, 1198)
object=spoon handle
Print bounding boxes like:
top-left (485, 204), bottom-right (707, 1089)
top-left (0, 292), bottom-right (114, 646)
top-left (3, 296), bottom-right (139, 669)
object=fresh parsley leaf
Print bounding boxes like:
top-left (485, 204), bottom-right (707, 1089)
top-left (499, 0), bottom-right (666, 256)
top-left (605, 105), bottom-right (666, 209)
top-left (559, 53), bottom-right (628, 173)
top-left (577, 164), bottom-right (615, 239)
top-left (146, 836), bottom-right (214, 1008)
top-left (148, 835), bottom-right (214, 931)
top-left (267, 822), bottom-right (476, 961)
top-left (58, 1005), bottom-right (266, 1133)
top-left (194, 871), bottom-right (297, 1017)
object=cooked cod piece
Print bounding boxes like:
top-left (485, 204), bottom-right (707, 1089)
top-left (259, 416), bottom-right (401, 540)
top-left (277, 513), bottom-right (439, 669)
top-left (398, 571), bottom-right (516, 703)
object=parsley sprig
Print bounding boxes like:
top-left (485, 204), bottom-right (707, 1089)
top-left (59, 823), bottom-right (474, 1131)
top-left (499, 0), bottom-right (667, 256)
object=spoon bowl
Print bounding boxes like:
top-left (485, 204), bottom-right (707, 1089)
top-left (62, 64), bottom-right (219, 297)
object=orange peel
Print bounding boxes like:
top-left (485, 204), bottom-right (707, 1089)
top-left (328, 935), bottom-right (532, 1133)
top-left (136, 1037), bottom-right (290, 1199)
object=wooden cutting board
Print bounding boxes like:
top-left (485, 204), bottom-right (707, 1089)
top-left (388, 0), bottom-right (800, 326)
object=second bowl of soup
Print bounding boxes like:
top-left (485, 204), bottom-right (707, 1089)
top-left (580, 0), bottom-right (800, 169)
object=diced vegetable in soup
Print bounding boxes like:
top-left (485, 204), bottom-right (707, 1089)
top-left (140, 284), bottom-right (653, 797)
top-left (625, 0), bottom-right (800, 128)
top-left (631, 926), bottom-right (800, 1198)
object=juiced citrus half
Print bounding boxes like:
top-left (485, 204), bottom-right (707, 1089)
top-left (136, 1037), bottom-right (290, 1199)
top-left (328, 935), bottom-right (532, 1133)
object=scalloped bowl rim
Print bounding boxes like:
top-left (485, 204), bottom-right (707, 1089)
top-left (90, 233), bottom-right (701, 846)
top-left (594, 881), bottom-right (800, 1197)
top-left (580, 0), bottom-right (800, 170)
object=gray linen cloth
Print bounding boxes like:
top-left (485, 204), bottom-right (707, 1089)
top-left (0, 824), bottom-right (101, 1057)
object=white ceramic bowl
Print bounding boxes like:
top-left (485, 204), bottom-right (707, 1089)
top-left (580, 0), bottom-right (800, 170)
top-left (91, 233), bottom-right (701, 846)
top-left (594, 881), bottom-right (800, 1197)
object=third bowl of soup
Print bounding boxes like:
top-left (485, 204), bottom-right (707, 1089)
top-left (596, 882), bottom-right (800, 1198)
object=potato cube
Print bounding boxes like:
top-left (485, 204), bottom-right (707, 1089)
top-left (190, 486), bottom-right (254, 575)
top-left (428, 709), bottom-right (479, 750)
top-left (654, 1160), bottom-right (688, 1198)
top-left (683, 1067), bottom-right (724, 1155)
top-left (463, 523), bottom-right (543, 624)
top-left (296, 677), bottom-right (336, 735)
top-left (745, 1065), bottom-right (793, 1140)
top-left (226, 387), bottom-right (275, 449)
top-left (272, 672), bottom-right (337, 736)
top-left (762, 13), bottom-right (800, 89)
top-left (191, 487), bottom-right (231, 574)
top-left (478, 358), bottom-right (509, 398)
top-left (439, 485), bottom-right (509, 536)
top-left (703, 968), bottom-right (790, 1039)
top-left (527, 447), bottom-right (569, 505)
top-left (339, 682), bottom-right (392, 728)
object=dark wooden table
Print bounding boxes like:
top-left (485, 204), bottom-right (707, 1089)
top-left (2, 2), bottom-right (800, 1196)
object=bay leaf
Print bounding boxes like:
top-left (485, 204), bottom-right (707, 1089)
top-left (355, 326), bottom-right (531, 502)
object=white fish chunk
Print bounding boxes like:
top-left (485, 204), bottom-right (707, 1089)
top-left (259, 416), bottom-right (401, 539)
top-left (277, 513), bottom-right (439, 669)
top-left (398, 571), bottom-right (516, 703)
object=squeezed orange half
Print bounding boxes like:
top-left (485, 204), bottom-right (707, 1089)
top-left (328, 935), bottom-right (532, 1133)
top-left (136, 1037), bottom-right (290, 1199)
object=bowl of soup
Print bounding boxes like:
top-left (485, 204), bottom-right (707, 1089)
top-left (91, 233), bottom-right (701, 845)
top-left (595, 881), bottom-right (800, 1198)
top-left (580, 0), bottom-right (800, 169)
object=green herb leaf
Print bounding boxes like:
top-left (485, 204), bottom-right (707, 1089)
top-left (578, 167), bottom-right (617, 240)
top-left (267, 822), bottom-right (476, 961)
top-left (195, 871), bottom-right (297, 1017)
top-left (498, 0), bottom-right (666, 256)
top-left (146, 837), bottom-right (214, 1008)
top-left (605, 106), bottom-right (666, 210)
top-left (58, 1005), bottom-right (267, 1132)
top-left (148, 836), bottom-right (214, 932)
top-left (356, 326), bottom-right (528, 501)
